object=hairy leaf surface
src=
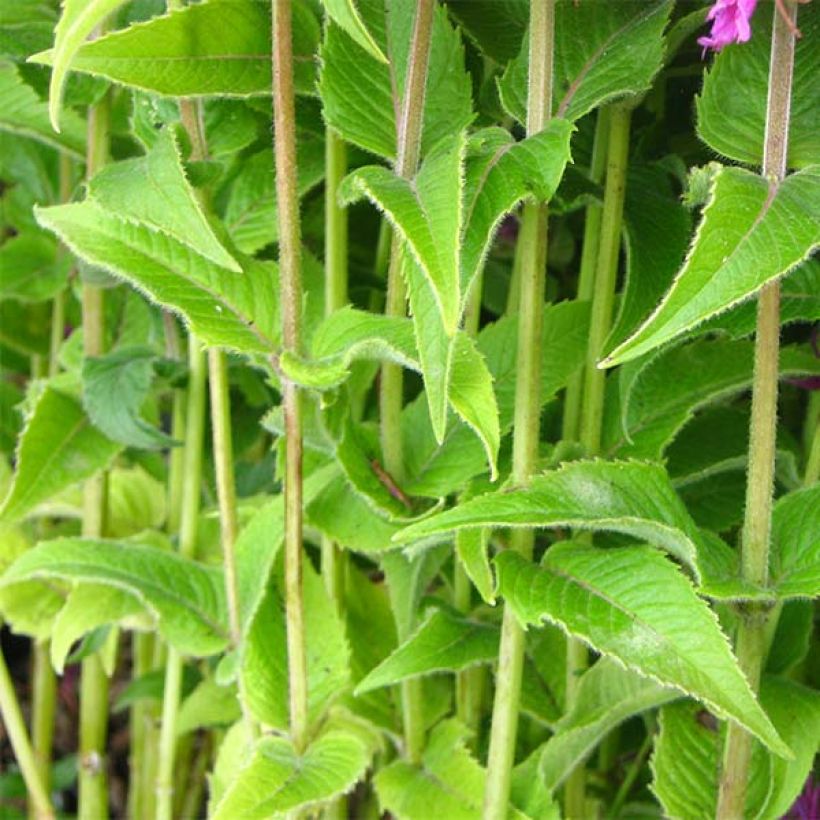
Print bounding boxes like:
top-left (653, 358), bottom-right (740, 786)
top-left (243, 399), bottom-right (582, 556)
top-left (539, 657), bottom-right (677, 791)
top-left (496, 545), bottom-right (788, 757)
top-left (0, 386), bottom-right (121, 523)
top-left (605, 165), bottom-right (820, 366)
top-left (1, 538), bottom-right (228, 655)
top-left (355, 609), bottom-right (498, 694)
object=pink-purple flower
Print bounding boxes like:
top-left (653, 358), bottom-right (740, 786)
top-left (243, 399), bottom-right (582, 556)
top-left (698, 0), bottom-right (759, 52)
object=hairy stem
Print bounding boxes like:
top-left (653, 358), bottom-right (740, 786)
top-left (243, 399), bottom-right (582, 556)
top-left (378, 0), bottom-right (437, 765)
top-left (156, 336), bottom-right (207, 820)
top-left (77, 78), bottom-right (111, 820)
top-left (561, 106), bottom-right (611, 441)
top-left (273, 0), bottom-right (309, 753)
top-left (0, 639), bottom-right (54, 819)
top-left (484, 4), bottom-right (555, 817)
top-left (716, 3), bottom-right (797, 817)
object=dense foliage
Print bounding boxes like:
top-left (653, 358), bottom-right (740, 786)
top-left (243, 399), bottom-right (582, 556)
top-left (0, 0), bottom-right (818, 818)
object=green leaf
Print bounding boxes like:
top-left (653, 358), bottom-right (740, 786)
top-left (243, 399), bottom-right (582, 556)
top-left (374, 719), bottom-right (494, 820)
top-left (397, 460), bottom-right (704, 579)
top-left (0, 1), bottom-right (56, 62)
top-left (651, 699), bottom-right (770, 819)
top-left (0, 60), bottom-right (86, 158)
top-left (0, 385), bottom-right (121, 523)
top-left (448, 333), bottom-right (500, 482)
top-left (403, 252), bottom-right (454, 443)
top-left (496, 544), bottom-right (789, 757)
top-left (382, 545), bottom-right (448, 642)
top-left (1, 537), bottom-right (229, 655)
top-left (31, 0), bottom-right (321, 98)
top-left (770, 485), bottom-right (820, 599)
top-left (35, 201), bottom-right (279, 355)
top-left (319, 1), bottom-right (473, 161)
top-left (696, 3), bottom-right (819, 169)
top-left (44, 0), bottom-right (130, 130)
top-left (607, 165), bottom-right (693, 351)
top-left (82, 346), bottom-right (174, 450)
top-left (223, 137), bottom-right (325, 255)
top-left (340, 135), bottom-right (464, 333)
top-left (235, 463), bottom-right (338, 632)
top-left (539, 657), bottom-right (678, 791)
top-left (241, 558), bottom-right (350, 729)
top-left (50, 583), bottom-right (144, 674)
top-left (456, 528), bottom-right (494, 606)
top-left (498, 0), bottom-right (673, 125)
top-left (603, 340), bottom-right (820, 459)
top-left (402, 300), bottom-right (590, 497)
top-left (87, 128), bottom-right (241, 272)
top-left (0, 233), bottom-right (71, 303)
top-left (651, 678), bottom-right (820, 819)
top-left (460, 123), bottom-right (573, 301)
top-left (307, 472), bottom-right (405, 554)
top-left (702, 258), bottom-right (820, 338)
top-left (355, 608), bottom-right (498, 694)
top-left (765, 600), bottom-right (812, 675)
top-left (445, 0), bottom-right (528, 63)
top-left (604, 165), bottom-right (820, 366)
top-left (211, 731), bottom-right (369, 819)
top-left (280, 306), bottom-right (418, 390)
top-left (320, 0), bottom-right (386, 62)
top-left (176, 678), bottom-right (242, 736)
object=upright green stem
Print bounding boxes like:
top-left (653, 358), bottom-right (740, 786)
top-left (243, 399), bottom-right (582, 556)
top-left (322, 128), bottom-right (349, 611)
top-left (77, 80), bottom-right (111, 820)
top-left (0, 640), bottom-right (54, 819)
top-left (716, 4), bottom-right (797, 817)
top-left (378, 0), bottom-right (437, 764)
top-left (563, 103), bottom-right (632, 819)
top-left (561, 106), bottom-right (611, 441)
top-left (29, 642), bottom-right (56, 816)
top-left (578, 103), bottom-right (631, 456)
top-left (273, 0), bottom-right (309, 753)
top-left (483, 5), bottom-right (554, 818)
top-left (156, 336), bottom-right (207, 820)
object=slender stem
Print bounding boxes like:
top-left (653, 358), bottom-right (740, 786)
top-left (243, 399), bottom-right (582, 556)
top-left (716, 3), bottom-right (797, 817)
top-left (30, 642), bottom-right (56, 812)
top-left (273, 0), bottom-right (309, 754)
top-left (0, 640), bottom-right (54, 819)
top-left (484, 5), bottom-right (555, 818)
top-left (156, 337), bottom-right (207, 820)
top-left (563, 103), bottom-right (632, 819)
top-left (178, 734), bottom-right (211, 820)
top-left (609, 716), bottom-right (656, 818)
top-left (578, 103), bottom-right (632, 457)
top-left (209, 350), bottom-right (241, 644)
top-left (77, 78), bottom-right (111, 820)
top-left (561, 106), bottom-right (611, 441)
top-left (322, 128), bottom-right (349, 613)
top-left (378, 0), bottom-right (437, 765)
